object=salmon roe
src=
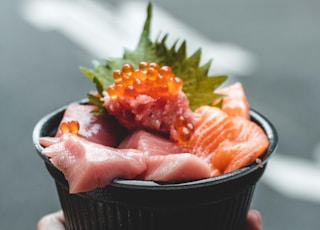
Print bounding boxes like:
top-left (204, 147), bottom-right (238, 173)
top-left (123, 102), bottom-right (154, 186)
top-left (174, 115), bottom-right (195, 143)
top-left (107, 62), bottom-right (193, 143)
top-left (59, 120), bottom-right (80, 135)
top-left (107, 62), bottom-right (183, 99)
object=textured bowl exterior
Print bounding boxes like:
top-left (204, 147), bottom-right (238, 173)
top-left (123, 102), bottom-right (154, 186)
top-left (33, 101), bottom-right (278, 230)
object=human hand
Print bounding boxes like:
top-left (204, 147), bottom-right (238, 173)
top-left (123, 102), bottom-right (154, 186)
top-left (37, 209), bottom-right (262, 230)
top-left (37, 210), bottom-right (65, 230)
top-left (246, 209), bottom-right (262, 230)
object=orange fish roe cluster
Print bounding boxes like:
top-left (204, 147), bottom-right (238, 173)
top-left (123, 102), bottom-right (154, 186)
top-left (107, 62), bottom-right (183, 99)
top-left (174, 115), bottom-right (195, 143)
top-left (59, 120), bottom-right (80, 135)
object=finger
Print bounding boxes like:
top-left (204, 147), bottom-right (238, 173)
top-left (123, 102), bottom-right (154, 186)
top-left (37, 210), bottom-right (66, 230)
top-left (246, 209), bottom-right (262, 230)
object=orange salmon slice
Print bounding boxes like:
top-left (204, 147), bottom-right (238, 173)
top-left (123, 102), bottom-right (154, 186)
top-left (214, 82), bottom-right (250, 119)
top-left (186, 106), bottom-right (269, 175)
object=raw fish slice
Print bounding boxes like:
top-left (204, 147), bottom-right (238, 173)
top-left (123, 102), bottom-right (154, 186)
top-left (56, 103), bottom-right (126, 147)
top-left (214, 82), bottom-right (250, 119)
top-left (39, 136), bottom-right (60, 147)
top-left (39, 133), bottom-right (76, 147)
top-left (118, 130), bottom-right (186, 155)
top-left (186, 106), bottom-right (269, 175)
top-left (220, 118), bottom-right (269, 173)
top-left (188, 106), bottom-right (235, 158)
top-left (143, 153), bottom-right (210, 181)
top-left (43, 134), bottom-right (147, 193)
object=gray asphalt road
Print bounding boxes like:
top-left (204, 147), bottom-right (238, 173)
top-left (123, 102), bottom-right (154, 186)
top-left (1, 0), bottom-right (320, 229)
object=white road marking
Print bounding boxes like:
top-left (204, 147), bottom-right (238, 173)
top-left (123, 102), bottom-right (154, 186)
top-left (20, 0), bottom-right (255, 76)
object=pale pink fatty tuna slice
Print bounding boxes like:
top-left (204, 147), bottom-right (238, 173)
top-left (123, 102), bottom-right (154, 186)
top-left (42, 134), bottom-right (146, 193)
top-left (118, 130), bottom-right (210, 181)
top-left (39, 136), bottom-right (60, 147)
top-left (142, 154), bottom-right (211, 181)
top-left (56, 103), bottom-right (126, 147)
top-left (40, 132), bottom-right (210, 192)
top-left (118, 130), bottom-right (187, 156)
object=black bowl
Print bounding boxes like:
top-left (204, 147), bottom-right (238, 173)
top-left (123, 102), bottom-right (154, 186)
top-left (33, 101), bottom-right (278, 230)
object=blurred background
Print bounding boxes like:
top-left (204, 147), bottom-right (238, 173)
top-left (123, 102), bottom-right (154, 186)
top-left (1, 0), bottom-right (320, 229)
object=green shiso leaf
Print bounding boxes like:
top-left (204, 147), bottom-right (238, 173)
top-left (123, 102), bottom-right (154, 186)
top-left (86, 93), bottom-right (104, 114)
top-left (81, 2), bottom-right (227, 111)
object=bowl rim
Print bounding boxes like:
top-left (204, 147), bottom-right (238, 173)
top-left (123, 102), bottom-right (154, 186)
top-left (32, 100), bottom-right (278, 190)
